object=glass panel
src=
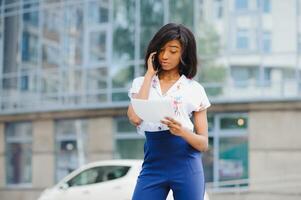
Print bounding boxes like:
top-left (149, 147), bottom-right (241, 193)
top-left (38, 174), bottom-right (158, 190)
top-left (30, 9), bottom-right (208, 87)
top-left (219, 137), bottom-right (248, 184)
top-left (6, 143), bottom-right (32, 184)
top-left (262, 31), bottom-right (271, 53)
top-left (56, 119), bottom-right (88, 181)
top-left (41, 69), bottom-right (60, 93)
top-left (169, 0), bottom-right (194, 30)
top-left (236, 29), bottom-right (250, 50)
top-left (61, 70), bottom-right (83, 94)
top-left (88, 0), bottom-right (109, 24)
top-left (208, 115), bottom-right (214, 133)
top-left (116, 118), bottom-right (136, 133)
top-left (89, 31), bottom-right (106, 62)
top-left (235, 0), bottom-right (248, 10)
top-left (231, 66), bottom-right (259, 87)
top-left (112, 65), bottom-right (134, 89)
top-left (263, 0), bottom-right (271, 13)
top-left (23, 0), bottom-right (39, 27)
top-left (56, 140), bottom-right (79, 181)
top-left (63, 5), bottom-right (83, 66)
top-left (220, 116), bottom-right (248, 130)
top-left (115, 139), bottom-right (145, 159)
top-left (140, 0), bottom-right (164, 58)
top-left (86, 68), bottom-right (108, 91)
top-left (2, 76), bottom-right (18, 95)
top-left (43, 5), bottom-right (61, 42)
top-left (5, 122), bottom-right (32, 185)
top-left (86, 94), bottom-right (107, 104)
top-left (113, 0), bottom-right (135, 62)
top-left (3, 14), bottom-right (20, 74)
top-left (22, 31), bottom-right (38, 64)
top-left (42, 44), bottom-right (60, 69)
top-left (5, 122), bottom-right (32, 138)
top-left (112, 92), bottom-right (129, 102)
top-left (203, 137), bottom-right (213, 182)
top-left (213, 0), bottom-right (223, 19)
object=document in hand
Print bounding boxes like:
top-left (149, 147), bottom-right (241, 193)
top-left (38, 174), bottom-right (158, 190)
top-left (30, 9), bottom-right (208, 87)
top-left (131, 99), bottom-right (176, 123)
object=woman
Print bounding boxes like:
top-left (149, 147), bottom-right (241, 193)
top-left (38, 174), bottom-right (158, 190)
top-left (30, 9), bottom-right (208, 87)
top-left (127, 23), bottom-right (210, 200)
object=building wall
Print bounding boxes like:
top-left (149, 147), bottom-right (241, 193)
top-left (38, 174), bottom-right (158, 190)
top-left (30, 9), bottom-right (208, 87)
top-left (210, 101), bottom-right (301, 200)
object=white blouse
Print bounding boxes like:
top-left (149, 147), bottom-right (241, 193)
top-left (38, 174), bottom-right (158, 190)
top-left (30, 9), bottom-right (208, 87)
top-left (128, 74), bottom-right (211, 136)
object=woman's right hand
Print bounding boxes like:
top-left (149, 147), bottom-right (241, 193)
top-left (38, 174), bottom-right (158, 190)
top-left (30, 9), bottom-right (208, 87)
top-left (146, 52), bottom-right (157, 77)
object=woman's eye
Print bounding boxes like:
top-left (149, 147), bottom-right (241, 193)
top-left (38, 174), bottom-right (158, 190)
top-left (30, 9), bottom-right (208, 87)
top-left (170, 51), bottom-right (177, 54)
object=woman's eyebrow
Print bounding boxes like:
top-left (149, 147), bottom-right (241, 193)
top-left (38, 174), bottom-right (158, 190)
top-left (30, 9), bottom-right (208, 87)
top-left (167, 45), bottom-right (180, 48)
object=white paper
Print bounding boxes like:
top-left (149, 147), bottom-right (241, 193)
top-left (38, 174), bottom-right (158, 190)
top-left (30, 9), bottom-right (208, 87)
top-left (131, 99), bottom-right (176, 123)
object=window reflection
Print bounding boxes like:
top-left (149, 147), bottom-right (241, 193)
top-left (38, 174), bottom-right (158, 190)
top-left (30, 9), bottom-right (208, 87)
top-left (86, 68), bottom-right (108, 91)
top-left (63, 5), bottom-right (83, 66)
top-left (43, 8), bottom-right (61, 42)
top-left (55, 119), bottom-right (88, 182)
top-left (88, 0), bottom-right (109, 24)
top-left (113, 0), bottom-right (135, 61)
top-left (112, 65), bottom-right (134, 89)
top-left (140, 0), bottom-right (163, 59)
top-left (23, 0), bottom-right (39, 27)
top-left (5, 122), bottom-right (32, 185)
top-left (220, 116), bottom-right (248, 129)
top-left (90, 31), bottom-right (106, 62)
top-left (169, 0), bottom-right (194, 30)
top-left (42, 44), bottom-right (60, 68)
top-left (22, 31), bottom-right (38, 64)
top-left (219, 137), bottom-right (248, 184)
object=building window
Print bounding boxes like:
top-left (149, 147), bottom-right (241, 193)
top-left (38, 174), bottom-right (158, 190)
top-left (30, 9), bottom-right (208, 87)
top-left (230, 66), bottom-right (260, 87)
top-left (214, 0), bottom-right (223, 19)
top-left (298, 33), bottom-right (301, 53)
top-left (203, 114), bottom-right (249, 187)
top-left (235, 0), bottom-right (248, 11)
top-left (236, 29), bottom-right (250, 50)
top-left (89, 31), bottom-right (107, 62)
top-left (88, 0), bottom-right (109, 24)
top-left (262, 31), bottom-right (271, 53)
top-left (55, 119), bottom-right (88, 182)
top-left (22, 32), bottom-right (38, 63)
top-left (5, 122), bottom-right (32, 185)
top-left (114, 117), bottom-right (144, 159)
top-left (140, 0), bottom-right (164, 59)
top-left (263, 0), bottom-right (271, 13)
top-left (23, 0), bottom-right (39, 26)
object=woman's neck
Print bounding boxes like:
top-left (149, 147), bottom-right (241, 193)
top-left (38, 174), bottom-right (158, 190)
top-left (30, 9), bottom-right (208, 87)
top-left (159, 70), bottom-right (180, 81)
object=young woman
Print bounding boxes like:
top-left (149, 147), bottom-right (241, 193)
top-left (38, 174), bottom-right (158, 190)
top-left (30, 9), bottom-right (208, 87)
top-left (127, 23), bottom-right (211, 200)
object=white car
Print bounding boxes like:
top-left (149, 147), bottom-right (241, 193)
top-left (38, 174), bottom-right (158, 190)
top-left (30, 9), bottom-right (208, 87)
top-left (38, 159), bottom-right (209, 200)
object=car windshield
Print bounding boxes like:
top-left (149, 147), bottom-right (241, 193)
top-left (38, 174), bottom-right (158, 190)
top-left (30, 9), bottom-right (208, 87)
top-left (66, 165), bottom-right (130, 187)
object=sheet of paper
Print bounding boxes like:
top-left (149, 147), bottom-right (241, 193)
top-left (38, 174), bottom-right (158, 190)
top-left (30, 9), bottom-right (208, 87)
top-left (131, 99), bottom-right (176, 123)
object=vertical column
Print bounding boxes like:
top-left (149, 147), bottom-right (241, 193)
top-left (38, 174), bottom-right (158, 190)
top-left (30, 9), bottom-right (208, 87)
top-left (32, 120), bottom-right (55, 187)
top-left (0, 123), bottom-right (5, 187)
top-left (87, 117), bottom-right (114, 162)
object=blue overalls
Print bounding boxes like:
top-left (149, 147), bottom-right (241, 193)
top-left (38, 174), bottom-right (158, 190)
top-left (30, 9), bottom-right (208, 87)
top-left (132, 130), bottom-right (205, 200)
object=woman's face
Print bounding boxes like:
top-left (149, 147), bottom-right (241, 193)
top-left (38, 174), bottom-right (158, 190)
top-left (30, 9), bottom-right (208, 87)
top-left (158, 40), bottom-right (182, 72)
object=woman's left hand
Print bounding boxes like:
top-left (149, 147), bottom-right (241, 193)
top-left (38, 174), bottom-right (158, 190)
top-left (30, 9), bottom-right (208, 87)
top-left (161, 117), bottom-right (184, 136)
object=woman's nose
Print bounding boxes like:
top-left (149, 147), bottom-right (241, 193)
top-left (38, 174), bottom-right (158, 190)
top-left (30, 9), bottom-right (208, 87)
top-left (161, 51), bottom-right (168, 59)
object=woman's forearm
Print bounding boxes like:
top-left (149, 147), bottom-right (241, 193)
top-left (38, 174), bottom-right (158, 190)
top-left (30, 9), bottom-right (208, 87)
top-left (134, 73), bottom-right (154, 99)
top-left (180, 128), bottom-right (209, 152)
top-left (127, 73), bottom-right (154, 125)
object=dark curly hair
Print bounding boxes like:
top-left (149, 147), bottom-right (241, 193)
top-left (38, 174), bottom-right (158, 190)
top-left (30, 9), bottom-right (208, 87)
top-left (145, 23), bottom-right (197, 79)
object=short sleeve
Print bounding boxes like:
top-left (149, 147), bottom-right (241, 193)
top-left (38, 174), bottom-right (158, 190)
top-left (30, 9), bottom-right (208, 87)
top-left (128, 76), bottom-right (144, 99)
top-left (191, 81), bottom-right (211, 112)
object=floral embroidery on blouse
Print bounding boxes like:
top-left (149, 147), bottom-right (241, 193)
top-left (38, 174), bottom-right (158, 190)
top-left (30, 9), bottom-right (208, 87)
top-left (172, 96), bottom-right (182, 116)
top-left (152, 78), bottom-right (158, 89)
